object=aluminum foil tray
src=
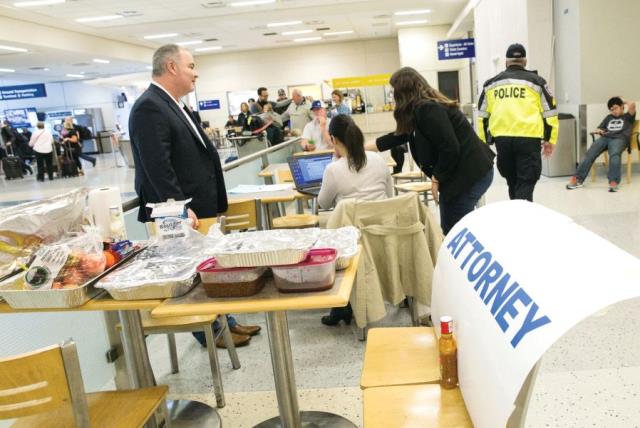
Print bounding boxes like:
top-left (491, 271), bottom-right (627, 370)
top-left (0, 248), bottom-right (141, 309)
top-left (212, 229), bottom-right (321, 268)
top-left (103, 276), bottom-right (198, 301)
top-left (313, 227), bottom-right (360, 271)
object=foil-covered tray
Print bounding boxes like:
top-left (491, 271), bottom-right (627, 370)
top-left (313, 227), bottom-right (360, 270)
top-left (96, 235), bottom-right (208, 300)
top-left (0, 250), bottom-right (140, 309)
top-left (212, 229), bottom-right (321, 268)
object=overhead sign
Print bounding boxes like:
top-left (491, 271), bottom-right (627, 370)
top-left (431, 201), bottom-right (640, 428)
top-left (437, 38), bottom-right (475, 60)
top-left (198, 99), bottom-right (220, 110)
top-left (332, 73), bottom-right (392, 88)
top-left (0, 83), bottom-right (47, 100)
top-left (46, 110), bottom-right (73, 120)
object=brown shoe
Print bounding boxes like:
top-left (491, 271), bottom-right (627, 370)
top-left (230, 324), bottom-right (261, 336)
top-left (215, 332), bottom-right (250, 349)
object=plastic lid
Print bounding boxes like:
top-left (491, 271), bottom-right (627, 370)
top-left (440, 315), bottom-right (453, 335)
top-left (197, 258), bottom-right (259, 273)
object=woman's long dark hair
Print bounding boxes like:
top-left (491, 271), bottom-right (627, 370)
top-left (329, 114), bottom-right (367, 172)
top-left (390, 66), bottom-right (459, 134)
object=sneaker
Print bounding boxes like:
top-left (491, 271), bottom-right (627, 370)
top-left (608, 181), bottom-right (619, 192)
top-left (566, 176), bottom-right (583, 190)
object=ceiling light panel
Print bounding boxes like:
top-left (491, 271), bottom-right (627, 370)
top-left (0, 68), bottom-right (16, 73)
top-left (395, 20), bottom-right (429, 26)
top-left (66, 73), bottom-right (84, 78)
top-left (93, 58), bottom-right (110, 64)
top-left (195, 46), bottom-right (223, 52)
top-left (267, 20), bottom-right (302, 28)
top-left (76, 15), bottom-right (123, 23)
top-left (177, 40), bottom-right (204, 46)
top-left (324, 30), bottom-right (354, 36)
top-left (0, 45), bottom-right (28, 53)
top-left (144, 33), bottom-right (179, 40)
top-left (229, 0), bottom-right (275, 6)
top-left (13, 0), bottom-right (64, 6)
top-left (395, 9), bottom-right (432, 16)
top-left (293, 37), bottom-right (321, 42)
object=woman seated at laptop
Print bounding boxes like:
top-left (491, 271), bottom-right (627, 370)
top-left (317, 114), bottom-right (392, 210)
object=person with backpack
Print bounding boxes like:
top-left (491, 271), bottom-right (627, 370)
top-left (63, 117), bottom-right (97, 167)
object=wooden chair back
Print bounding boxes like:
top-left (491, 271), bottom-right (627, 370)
top-left (217, 198), bottom-right (262, 233)
top-left (0, 341), bottom-right (90, 426)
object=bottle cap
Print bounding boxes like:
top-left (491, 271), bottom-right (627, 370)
top-left (440, 315), bottom-right (453, 335)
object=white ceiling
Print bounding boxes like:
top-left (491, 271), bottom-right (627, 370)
top-left (0, 0), bottom-right (468, 83)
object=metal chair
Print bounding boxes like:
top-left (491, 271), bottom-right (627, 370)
top-left (0, 340), bottom-right (168, 428)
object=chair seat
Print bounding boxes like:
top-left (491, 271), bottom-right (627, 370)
top-left (392, 171), bottom-right (423, 181)
top-left (363, 384), bottom-right (472, 427)
top-left (12, 387), bottom-right (168, 428)
top-left (272, 214), bottom-right (319, 229)
top-left (361, 327), bottom-right (440, 389)
top-left (140, 312), bottom-right (219, 332)
top-left (394, 182), bottom-right (432, 193)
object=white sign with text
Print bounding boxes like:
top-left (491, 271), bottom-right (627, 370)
top-left (431, 201), bottom-right (640, 428)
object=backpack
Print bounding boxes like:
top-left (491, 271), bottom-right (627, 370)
top-left (247, 115), bottom-right (264, 132)
top-left (76, 125), bottom-right (92, 141)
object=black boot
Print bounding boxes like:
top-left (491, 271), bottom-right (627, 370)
top-left (321, 304), bottom-right (353, 326)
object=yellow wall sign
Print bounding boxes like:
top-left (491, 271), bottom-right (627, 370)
top-left (332, 73), bottom-right (392, 88)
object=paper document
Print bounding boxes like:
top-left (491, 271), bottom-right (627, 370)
top-left (228, 184), bottom-right (294, 194)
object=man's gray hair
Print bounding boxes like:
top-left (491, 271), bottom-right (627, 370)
top-left (292, 88), bottom-right (303, 96)
top-left (152, 44), bottom-right (182, 77)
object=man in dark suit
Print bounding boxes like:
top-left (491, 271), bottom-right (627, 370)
top-left (129, 44), bottom-right (260, 348)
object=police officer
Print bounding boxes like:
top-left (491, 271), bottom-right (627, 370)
top-left (477, 43), bottom-right (558, 201)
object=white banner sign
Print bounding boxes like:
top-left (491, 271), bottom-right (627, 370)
top-left (431, 201), bottom-right (640, 428)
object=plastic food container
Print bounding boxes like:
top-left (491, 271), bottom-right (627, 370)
top-left (197, 258), bottom-right (267, 298)
top-left (272, 248), bottom-right (337, 293)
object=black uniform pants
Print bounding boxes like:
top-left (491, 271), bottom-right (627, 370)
top-left (495, 137), bottom-right (542, 202)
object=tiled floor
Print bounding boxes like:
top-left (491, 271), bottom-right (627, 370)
top-left (3, 154), bottom-right (640, 427)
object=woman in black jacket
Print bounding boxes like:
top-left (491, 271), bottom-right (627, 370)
top-left (367, 67), bottom-right (495, 234)
top-left (237, 102), bottom-right (250, 130)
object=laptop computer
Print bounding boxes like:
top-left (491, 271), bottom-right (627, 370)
top-left (287, 152), bottom-right (334, 196)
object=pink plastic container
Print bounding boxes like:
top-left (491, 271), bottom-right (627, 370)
top-left (272, 248), bottom-right (337, 293)
top-left (197, 258), bottom-right (266, 297)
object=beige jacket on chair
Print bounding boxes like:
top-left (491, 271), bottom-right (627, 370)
top-left (326, 192), bottom-right (443, 328)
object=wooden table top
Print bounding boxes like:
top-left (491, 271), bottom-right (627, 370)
top-left (151, 249), bottom-right (360, 318)
top-left (361, 327), bottom-right (440, 389)
top-left (228, 188), bottom-right (301, 204)
top-left (363, 384), bottom-right (472, 427)
top-left (258, 163), bottom-right (289, 178)
top-left (0, 292), bottom-right (162, 314)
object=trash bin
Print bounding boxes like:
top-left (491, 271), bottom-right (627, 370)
top-left (542, 113), bottom-right (576, 177)
top-left (97, 131), bottom-right (113, 153)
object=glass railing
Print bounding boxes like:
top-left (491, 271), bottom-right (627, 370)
top-left (122, 137), bottom-right (302, 239)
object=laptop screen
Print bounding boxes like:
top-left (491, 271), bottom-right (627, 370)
top-left (288, 153), bottom-right (334, 188)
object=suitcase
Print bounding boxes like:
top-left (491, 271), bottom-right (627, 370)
top-left (2, 145), bottom-right (24, 180)
top-left (59, 142), bottom-right (79, 178)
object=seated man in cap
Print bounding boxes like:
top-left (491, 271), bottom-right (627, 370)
top-left (566, 96), bottom-right (636, 192)
top-left (301, 100), bottom-right (333, 151)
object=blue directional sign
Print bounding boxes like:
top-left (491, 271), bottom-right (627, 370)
top-left (198, 99), bottom-right (221, 110)
top-left (437, 38), bottom-right (475, 60)
top-left (0, 83), bottom-right (47, 100)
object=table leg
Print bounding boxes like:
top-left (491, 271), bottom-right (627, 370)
top-left (256, 311), bottom-right (356, 428)
top-left (118, 310), bottom-right (222, 428)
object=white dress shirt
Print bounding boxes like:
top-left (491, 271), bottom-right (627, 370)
top-left (29, 129), bottom-right (53, 154)
top-left (150, 81), bottom-right (205, 147)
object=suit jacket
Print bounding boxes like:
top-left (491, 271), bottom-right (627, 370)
top-left (376, 102), bottom-right (495, 202)
top-left (129, 84), bottom-right (227, 222)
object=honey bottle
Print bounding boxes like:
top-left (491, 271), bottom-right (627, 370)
top-left (439, 315), bottom-right (458, 389)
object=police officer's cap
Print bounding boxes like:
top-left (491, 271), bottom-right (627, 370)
top-left (506, 43), bottom-right (526, 59)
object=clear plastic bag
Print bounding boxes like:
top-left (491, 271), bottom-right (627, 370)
top-left (96, 229), bottom-right (214, 292)
top-left (17, 231), bottom-right (105, 291)
top-left (0, 188), bottom-right (88, 277)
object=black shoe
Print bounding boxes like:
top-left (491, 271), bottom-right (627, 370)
top-left (91, 158), bottom-right (96, 167)
top-left (321, 307), bottom-right (353, 326)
